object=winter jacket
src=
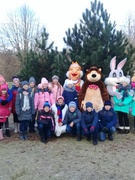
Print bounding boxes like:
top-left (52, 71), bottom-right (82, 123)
top-left (81, 110), bottom-right (98, 130)
top-left (15, 88), bottom-right (35, 121)
top-left (98, 107), bottom-right (117, 130)
top-left (129, 89), bottom-right (135, 116)
top-left (0, 88), bottom-right (13, 103)
top-left (113, 90), bottom-right (133, 114)
top-left (0, 94), bottom-right (12, 122)
top-left (51, 103), bottom-right (68, 136)
top-left (10, 85), bottom-right (19, 113)
top-left (62, 85), bottom-right (78, 106)
top-left (50, 83), bottom-right (63, 103)
top-left (34, 88), bottom-right (55, 110)
top-left (63, 108), bottom-right (81, 125)
top-left (37, 110), bottom-right (55, 130)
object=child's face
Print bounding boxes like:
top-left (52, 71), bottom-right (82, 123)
top-left (122, 82), bottom-right (128, 87)
top-left (14, 81), bottom-right (20, 87)
top-left (57, 98), bottom-right (64, 105)
top-left (53, 79), bottom-right (58, 84)
top-left (44, 106), bottom-right (50, 112)
top-left (68, 84), bottom-right (73, 88)
top-left (69, 106), bottom-right (76, 112)
top-left (105, 105), bottom-right (111, 110)
top-left (23, 84), bottom-right (29, 90)
top-left (42, 83), bottom-right (48, 88)
top-left (86, 107), bottom-right (92, 112)
top-left (29, 82), bottom-right (35, 88)
top-left (1, 89), bottom-right (7, 94)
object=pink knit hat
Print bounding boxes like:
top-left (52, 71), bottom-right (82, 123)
top-left (1, 84), bottom-right (8, 90)
top-left (0, 75), bottom-right (5, 83)
top-left (57, 96), bottom-right (64, 101)
top-left (41, 77), bottom-right (48, 85)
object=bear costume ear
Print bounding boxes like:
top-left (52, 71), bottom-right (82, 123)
top-left (98, 67), bottom-right (103, 72)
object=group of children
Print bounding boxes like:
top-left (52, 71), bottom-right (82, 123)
top-left (0, 74), bottom-right (134, 145)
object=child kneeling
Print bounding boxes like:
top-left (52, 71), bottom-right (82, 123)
top-left (98, 100), bottom-right (117, 141)
top-left (81, 102), bottom-right (99, 145)
top-left (37, 101), bottom-right (55, 143)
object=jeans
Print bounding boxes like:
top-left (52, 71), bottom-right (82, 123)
top-left (20, 120), bottom-right (29, 132)
top-left (99, 126), bottom-right (116, 141)
top-left (38, 123), bottom-right (53, 139)
top-left (66, 122), bottom-right (81, 135)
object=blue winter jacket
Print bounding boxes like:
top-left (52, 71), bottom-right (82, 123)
top-left (81, 110), bottom-right (99, 130)
top-left (98, 107), bottom-right (117, 130)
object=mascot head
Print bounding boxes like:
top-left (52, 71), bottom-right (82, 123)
top-left (66, 62), bottom-right (83, 81)
top-left (86, 66), bottom-right (102, 82)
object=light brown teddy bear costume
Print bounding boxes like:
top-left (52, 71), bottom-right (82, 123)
top-left (78, 66), bottom-right (109, 112)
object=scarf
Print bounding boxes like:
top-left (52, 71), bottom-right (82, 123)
top-left (22, 91), bottom-right (30, 111)
top-left (118, 84), bottom-right (130, 101)
top-left (56, 103), bottom-right (65, 123)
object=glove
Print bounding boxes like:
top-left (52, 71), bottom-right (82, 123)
top-left (102, 127), bottom-right (108, 132)
top-left (84, 128), bottom-right (89, 135)
top-left (90, 126), bottom-right (95, 133)
top-left (1, 100), bottom-right (8, 106)
top-left (118, 102), bottom-right (124, 106)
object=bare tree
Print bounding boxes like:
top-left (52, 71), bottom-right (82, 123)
top-left (121, 11), bottom-right (135, 46)
top-left (0, 4), bottom-right (42, 61)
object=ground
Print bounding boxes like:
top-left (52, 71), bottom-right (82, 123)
top-left (0, 116), bottom-right (135, 180)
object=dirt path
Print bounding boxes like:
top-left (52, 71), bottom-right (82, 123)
top-left (0, 117), bottom-right (135, 180)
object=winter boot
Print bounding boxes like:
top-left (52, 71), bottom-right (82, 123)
top-left (19, 132), bottom-right (24, 140)
top-left (14, 123), bottom-right (18, 133)
top-left (23, 132), bottom-right (28, 140)
top-left (5, 129), bottom-right (11, 137)
top-left (92, 138), bottom-right (98, 145)
top-left (0, 129), bottom-right (3, 140)
top-left (108, 134), bottom-right (113, 141)
top-left (76, 134), bottom-right (81, 141)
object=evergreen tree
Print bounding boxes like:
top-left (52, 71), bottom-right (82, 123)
top-left (63, 0), bottom-right (135, 77)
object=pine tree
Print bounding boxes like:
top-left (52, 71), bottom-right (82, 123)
top-left (63, 0), bottom-right (135, 77)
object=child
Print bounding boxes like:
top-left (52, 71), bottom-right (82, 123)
top-left (98, 100), bottom-right (117, 141)
top-left (61, 101), bottom-right (81, 141)
top-left (10, 77), bottom-right (20, 133)
top-left (50, 75), bottom-right (63, 103)
top-left (34, 77), bottom-right (55, 111)
top-left (0, 75), bottom-right (13, 137)
top-left (62, 79), bottom-right (78, 106)
top-left (81, 102), bottom-right (99, 145)
top-left (51, 96), bottom-right (68, 137)
top-left (29, 77), bottom-right (37, 133)
top-left (130, 74), bottom-right (135, 126)
top-left (113, 77), bottom-right (133, 134)
top-left (15, 81), bottom-right (35, 140)
top-left (0, 84), bottom-right (12, 140)
top-left (37, 101), bottom-right (55, 143)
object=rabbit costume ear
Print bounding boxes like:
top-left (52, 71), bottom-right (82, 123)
top-left (117, 58), bottom-right (127, 69)
top-left (110, 56), bottom-right (116, 71)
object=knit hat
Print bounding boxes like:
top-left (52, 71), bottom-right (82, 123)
top-left (21, 81), bottom-right (29, 87)
top-left (52, 75), bottom-right (59, 81)
top-left (13, 77), bottom-right (20, 83)
top-left (43, 101), bottom-right (50, 108)
top-left (29, 77), bottom-right (36, 84)
top-left (0, 75), bottom-right (5, 83)
top-left (1, 84), bottom-right (8, 90)
top-left (41, 77), bottom-right (48, 85)
top-left (66, 79), bottom-right (73, 86)
top-left (86, 102), bottom-right (93, 108)
top-left (57, 95), bottom-right (64, 101)
top-left (69, 101), bottom-right (76, 108)
top-left (104, 100), bottom-right (111, 106)
top-left (121, 76), bottom-right (130, 85)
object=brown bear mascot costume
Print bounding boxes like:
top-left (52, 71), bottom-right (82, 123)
top-left (78, 66), bottom-right (109, 112)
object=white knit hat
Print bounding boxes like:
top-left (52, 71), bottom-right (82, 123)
top-left (121, 76), bottom-right (130, 85)
top-left (66, 79), bottom-right (73, 86)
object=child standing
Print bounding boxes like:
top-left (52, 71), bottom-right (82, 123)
top-left (51, 96), bottom-right (68, 137)
top-left (29, 77), bottom-right (37, 133)
top-left (113, 77), bottom-right (133, 134)
top-left (61, 101), bottom-right (81, 141)
top-left (10, 77), bottom-right (20, 133)
top-left (62, 80), bottom-right (78, 106)
top-left (15, 81), bottom-right (35, 140)
top-left (0, 84), bottom-right (12, 140)
top-left (98, 100), bottom-right (117, 141)
top-left (37, 101), bottom-right (55, 143)
top-left (81, 102), bottom-right (99, 145)
top-left (130, 74), bottom-right (135, 126)
top-left (50, 75), bottom-right (63, 103)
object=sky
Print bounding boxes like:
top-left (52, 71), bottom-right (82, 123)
top-left (0, 0), bottom-right (135, 50)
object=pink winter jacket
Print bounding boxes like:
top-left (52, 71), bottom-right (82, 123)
top-left (51, 84), bottom-right (63, 103)
top-left (0, 94), bottom-right (12, 122)
top-left (34, 89), bottom-right (55, 110)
